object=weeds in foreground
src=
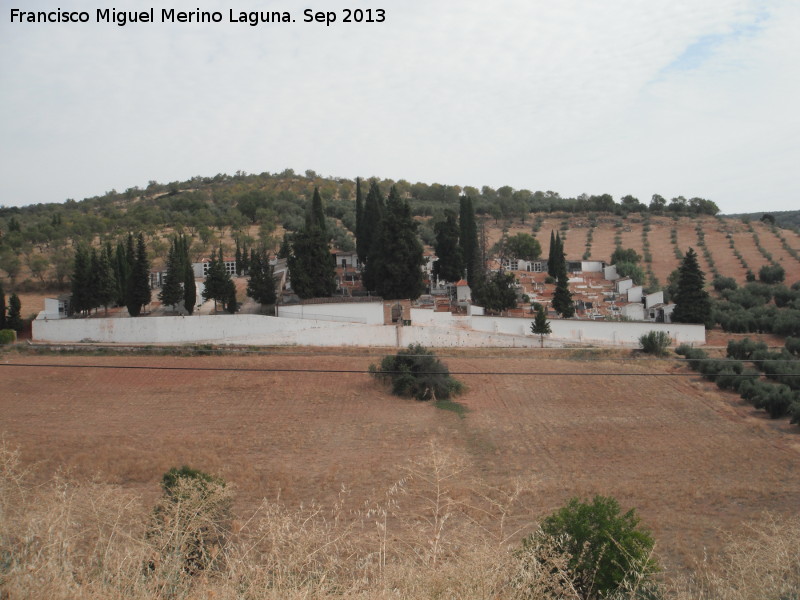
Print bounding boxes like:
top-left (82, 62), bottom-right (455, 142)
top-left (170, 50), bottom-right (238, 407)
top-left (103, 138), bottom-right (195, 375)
top-left (1, 441), bottom-right (798, 599)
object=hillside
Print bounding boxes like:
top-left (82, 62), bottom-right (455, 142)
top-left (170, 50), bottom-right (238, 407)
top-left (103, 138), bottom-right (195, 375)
top-left (1, 171), bottom-right (799, 316)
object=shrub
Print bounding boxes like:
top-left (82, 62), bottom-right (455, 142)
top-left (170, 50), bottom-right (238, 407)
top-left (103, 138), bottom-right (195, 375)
top-left (727, 338), bottom-right (768, 360)
top-left (615, 261), bottom-right (645, 285)
top-left (524, 495), bottom-right (657, 599)
top-left (676, 344), bottom-right (708, 369)
top-left (759, 264), bottom-right (785, 284)
top-left (371, 344), bottom-right (464, 401)
top-left (639, 330), bottom-right (671, 356)
top-left (786, 337), bottom-right (800, 357)
top-left (0, 329), bottom-right (16, 345)
top-left (712, 276), bottom-right (738, 292)
top-left (150, 466), bottom-right (231, 576)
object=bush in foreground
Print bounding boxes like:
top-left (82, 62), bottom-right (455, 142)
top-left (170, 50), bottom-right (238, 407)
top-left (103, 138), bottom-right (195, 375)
top-left (521, 495), bottom-right (657, 599)
top-left (371, 344), bottom-right (463, 401)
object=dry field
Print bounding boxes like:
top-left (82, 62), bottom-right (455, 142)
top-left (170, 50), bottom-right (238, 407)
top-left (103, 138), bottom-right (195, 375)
top-left (2, 348), bottom-right (798, 575)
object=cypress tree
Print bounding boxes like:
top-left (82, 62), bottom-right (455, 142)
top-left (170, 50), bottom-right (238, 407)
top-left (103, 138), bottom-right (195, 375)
top-left (365, 186), bottom-right (425, 300)
top-left (94, 247), bottom-right (117, 314)
top-left (126, 233), bottom-right (151, 316)
top-left (70, 244), bottom-right (92, 316)
top-left (433, 210), bottom-right (463, 283)
top-left (552, 275), bottom-right (575, 317)
top-left (87, 248), bottom-right (102, 313)
top-left (671, 247), bottom-right (711, 325)
top-left (355, 177), bottom-right (365, 264)
top-left (288, 192), bottom-right (336, 299)
top-left (114, 241), bottom-right (129, 306)
top-left (547, 231), bottom-right (557, 277)
top-left (182, 239), bottom-right (196, 315)
top-left (277, 233), bottom-right (291, 259)
top-left (235, 240), bottom-right (242, 276)
top-left (159, 240), bottom-right (184, 310)
top-left (309, 187), bottom-right (327, 234)
top-left (361, 181), bottom-right (385, 289)
top-left (288, 228), bottom-right (336, 299)
top-left (531, 304), bottom-right (552, 347)
top-left (459, 196), bottom-right (481, 287)
top-left (224, 279), bottom-right (238, 313)
top-left (6, 293), bottom-right (23, 332)
top-left (202, 247), bottom-right (232, 311)
top-left (0, 282), bottom-right (7, 329)
top-left (247, 249), bottom-right (277, 308)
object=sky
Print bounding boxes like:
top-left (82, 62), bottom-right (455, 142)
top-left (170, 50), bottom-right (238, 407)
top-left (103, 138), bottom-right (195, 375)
top-left (1, 0), bottom-right (798, 213)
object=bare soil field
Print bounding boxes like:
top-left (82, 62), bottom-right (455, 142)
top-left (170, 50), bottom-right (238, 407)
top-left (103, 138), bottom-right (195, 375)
top-left (2, 349), bottom-right (798, 574)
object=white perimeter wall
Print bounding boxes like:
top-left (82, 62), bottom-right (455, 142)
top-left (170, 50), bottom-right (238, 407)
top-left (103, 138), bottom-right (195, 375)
top-left (277, 302), bottom-right (384, 324)
top-left (34, 308), bottom-right (705, 347)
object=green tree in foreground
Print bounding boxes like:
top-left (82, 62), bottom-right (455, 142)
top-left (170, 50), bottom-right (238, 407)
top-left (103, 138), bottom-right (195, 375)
top-left (671, 247), bottom-right (711, 326)
top-left (504, 232), bottom-right (542, 261)
top-left (370, 344), bottom-right (463, 401)
top-left (159, 240), bottom-right (184, 310)
top-left (530, 304), bottom-right (551, 347)
top-left (523, 495), bottom-right (657, 599)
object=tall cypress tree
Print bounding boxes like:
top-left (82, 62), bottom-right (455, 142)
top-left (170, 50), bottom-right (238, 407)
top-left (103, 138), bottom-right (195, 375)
top-left (459, 195), bottom-right (481, 286)
top-left (360, 181), bottom-right (385, 289)
top-left (550, 232), bottom-right (574, 317)
top-left (94, 247), bottom-right (117, 314)
top-left (114, 241), bottom-right (129, 306)
top-left (433, 210), bottom-right (463, 283)
top-left (6, 293), bottom-right (23, 332)
top-left (126, 233), bottom-right (151, 316)
top-left (671, 247), bottom-right (711, 325)
top-left (355, 177), bottom-right (365, 264)
top-left (70, 244), bottom-right (92, 316)
top-left (288, 192), bottom-right (336, 299)
top-left (365, 186), bottom-right (424, 300)
top-left (547, 231), bottom-right (556, 277)
top-left (159, 240), bottom-right (184, 309)
top-left (202, 247), bottom-right (232, 311)
top-left (181, 235), bottom-right (196, 315)
top-left (0, 282), bottom-right (7, 329)
top-left (309, 187), bottom-right (327, 234)
top-left (247, 249), bottom-right (277, 308)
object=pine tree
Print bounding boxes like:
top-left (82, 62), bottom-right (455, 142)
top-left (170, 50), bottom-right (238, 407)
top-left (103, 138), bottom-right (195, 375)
top-left (159, 240), bottom-right (184, 310)
top-left (6, 293), bottom-right (23, 332)
top-left (355, 177), bottom-right (366, 264)
top-left (365, 186), bottom-right (425, 300)
top-left (247, 249), bottom-right (277, 308)
top-left (126, 233), bottom-right (151, 317)
top-left (671, 247), bottom-right (711, 325)
top-left (530, 304), bottom-right (552, 347)
top-left (459, 196), bottom-right (481, 286)
top-left (432, 210), bottom-right (463, 283)
top-left (0, 282), bottom-right (7, 329)
top-left (70, 244), bottom-right (92, 316)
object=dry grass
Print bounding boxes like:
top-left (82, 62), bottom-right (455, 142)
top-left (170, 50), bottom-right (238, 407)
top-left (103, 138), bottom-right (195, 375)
top-left (2, 439), bottom-right (798, 599)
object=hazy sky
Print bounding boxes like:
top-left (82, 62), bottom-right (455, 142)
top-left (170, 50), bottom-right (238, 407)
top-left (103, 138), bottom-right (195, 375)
top-left (1, 0), bottom-right (798, 213)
